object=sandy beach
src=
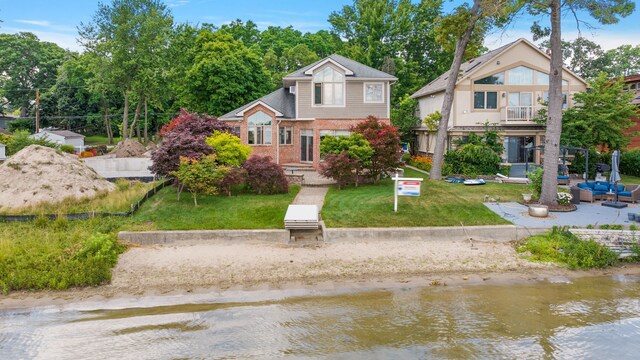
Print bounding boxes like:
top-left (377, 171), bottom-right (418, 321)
top-left (3, 238), bottom-right (640, 309)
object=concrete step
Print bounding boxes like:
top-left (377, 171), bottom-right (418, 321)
top-left (290, 228), bottom-right (323, 242)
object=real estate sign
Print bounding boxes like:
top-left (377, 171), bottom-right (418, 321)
top-left (393, 176), bottom-right (423, 212)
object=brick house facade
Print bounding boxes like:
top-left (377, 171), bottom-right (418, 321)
top-left (219, 54), bottom-right (396, 169)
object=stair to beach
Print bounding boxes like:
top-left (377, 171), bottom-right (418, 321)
top-left (289, 228), bottom-right (324, 243)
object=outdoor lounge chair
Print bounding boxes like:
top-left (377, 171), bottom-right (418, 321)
top-left (618, 184), bottom-right (640, 204)
top-left (495, 173), bottom-right (530, 184)
top-left (571, 185), bottom-right (600, 203)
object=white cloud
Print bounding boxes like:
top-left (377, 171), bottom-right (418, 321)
top-left (484, 27), bottom-right (639, 51)
top-left (0, 26), bottom-right (81, 52)
top-left (15, 19), bottom-right (51, 27)
top-left (13, 19), bottom-right (77, 33)
top-left (166, 0), bottom-right (189, 7)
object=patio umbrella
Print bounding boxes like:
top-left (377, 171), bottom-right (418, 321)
top-left (610, 150), bottom-right (621, 201)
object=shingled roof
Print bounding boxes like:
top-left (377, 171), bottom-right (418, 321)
top-left (284, 54), bottom-right (397, 80)
top-left (45, 130), bottom-right (84, 138)
top-left (411, 41), bottom-right (515, 99)
top-left (219, 88), bottom-right (295, 120)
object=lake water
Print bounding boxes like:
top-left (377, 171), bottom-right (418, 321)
top-left (2, 275), bottom-right (640, 359)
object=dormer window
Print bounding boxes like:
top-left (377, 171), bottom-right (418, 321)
top-left (313, 67), bottom-right (344, 106)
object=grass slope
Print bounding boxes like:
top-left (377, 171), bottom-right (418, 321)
top-left (322, 168), bottom-right (528, 228)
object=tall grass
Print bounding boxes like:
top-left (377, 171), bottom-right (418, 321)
top-left (0, 180), bottom-right (158, 215)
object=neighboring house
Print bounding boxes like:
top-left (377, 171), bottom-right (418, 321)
top-left (219, 54), bottom-right (397, 169)
top-left (30, 129), bottom-right (85, 152)
top-left (0, 143), bottom-right (6, 161)
top-left (411, 38), bottom-right (588, 164)
top-left (0, 115), bottom-right (17, 130)
top-left (622, 74), bottom-right (640, 149)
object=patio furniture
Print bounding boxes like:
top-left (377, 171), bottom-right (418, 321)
top-left (557, 175), bottom-right (570, 185)
top-left (618, 184), bottom-right (640, 203)
top-left (495, 173), bottom-right (530, 184)
top-left (573, 181), bottom-right (627, 203)
top-left (571, 185), bottom-right (599, 203)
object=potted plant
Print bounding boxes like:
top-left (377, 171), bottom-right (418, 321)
top-left (522, 193), bottom-right (532, 202)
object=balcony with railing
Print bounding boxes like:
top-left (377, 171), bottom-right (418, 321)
top-left (502, 106), bottom-right (542, 123)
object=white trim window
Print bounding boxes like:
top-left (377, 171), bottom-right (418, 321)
top-left (364, 82), bottom-right (384, 103)
top-left (507, 66), bottom-right (534, 85)
top-left (313, 67), bottom-right (345, 106)
top-left (247, 111), bottom-right (272, 145)
top-left (473, 91), bottom-right (498, 109)
top-left (279, 126), bottom-right (292, 145)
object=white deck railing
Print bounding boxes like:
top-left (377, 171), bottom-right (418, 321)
top-left (505, 106), bottom-right (541, 122)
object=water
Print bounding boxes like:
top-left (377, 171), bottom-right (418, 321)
top-left (2, 276), bottom-right (640, 359)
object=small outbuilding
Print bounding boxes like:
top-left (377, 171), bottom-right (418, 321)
top-left (30, 129), bottom-right (85, 152)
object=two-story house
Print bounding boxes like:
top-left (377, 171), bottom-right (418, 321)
top-left (411, 38), bottom-right (588, 165)
top-left (219, 54), bottom-right (397, 169)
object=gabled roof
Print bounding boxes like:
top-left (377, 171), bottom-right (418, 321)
top-left (219, 88), bottom-right (295, 120)
top-left (42, 129), bottom-right (84, 138)
top-left (411, 38), bottom-right (588, 99)
top-left (284, 54), bottom-right (397, 80)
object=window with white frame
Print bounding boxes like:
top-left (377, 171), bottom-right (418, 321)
top-left (543, 91), bottom-right (568, 109)
top-left (279, 126), bottom-right (292, 144)
top-left (313, 67), bottom-right (344, 106)
top-left (474, 73), bottom-right (504, 85)
top-left (473, 91), bottom-right (498, 109)
top-left (364, 83), bottom-right (384, 103)
top-left (247, 111), bottom-right (272, 145)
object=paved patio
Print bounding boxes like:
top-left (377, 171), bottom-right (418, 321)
top-left (484, 201), bottom-right (640, 228)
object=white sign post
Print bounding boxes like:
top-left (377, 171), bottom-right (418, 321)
top-left (393, 176), bottom-right (423, 212)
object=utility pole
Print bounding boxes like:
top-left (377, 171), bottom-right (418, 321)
top-left (35, 88), bottom-right (40, 133)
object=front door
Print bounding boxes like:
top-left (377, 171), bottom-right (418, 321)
top-left (300, 129), bottom-right (314, 162)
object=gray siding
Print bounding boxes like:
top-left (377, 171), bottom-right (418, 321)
top-left (297, 80), bottom-right (389, 119)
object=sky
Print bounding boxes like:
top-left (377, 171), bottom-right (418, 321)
top-left (0, 0), bottom-right (638, 53)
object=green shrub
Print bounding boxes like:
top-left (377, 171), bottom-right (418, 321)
top-left (527, 167), bottom-right (544, 199)
top-left (620, 150), bottom-right (640, 177)
top-left (517, 227), bottom-right (618, 269)
top-left (444, 144), bottom-right (501, 176)
top-left (60, 144), bottom-right (76, 153)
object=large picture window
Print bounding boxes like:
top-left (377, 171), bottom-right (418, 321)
top-left (473, 91), bottom-right (498, 109)
top-left (507, 66), bottom-right (534, 85)
top-left (247, 111), bottom-right (272, 145)
top-left (313, 67), bottom-right (344, 106)
top-left (543, 91), bottom-right (568, 109)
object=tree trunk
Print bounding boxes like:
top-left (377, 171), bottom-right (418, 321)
top-left (122, 92), bottom-right (129, 140)
top-left (104, 107), bottom-right (113, 145)
top-left (430, 0), bottom-right (482, 180)
top-left (540, 0), bottom-right (562, 205)
top-left (144, 98), bottom-right (148, 145)
top-left (129, 100), bottom-right (142, 139)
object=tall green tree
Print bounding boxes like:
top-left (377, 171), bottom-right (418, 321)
top-left (78, 0), bottom-right (174, 140)
top-left (185, 31), bottom-right (272, 115)
top-left (0, 32), bottom-right (67, 118)
top-left (429, 0), bottom-right (520, 180)
top-left (561, 74), bottom-right (638, 150)
top-left (602, 44), bottom-right (640, 77)
top-left (527, 0), bottom-right (634, 205)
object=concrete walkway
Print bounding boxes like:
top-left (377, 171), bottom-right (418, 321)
top-left (485, 201), bottom-right (640, 228)
top-left (292, 186), bottom-right (329, 213)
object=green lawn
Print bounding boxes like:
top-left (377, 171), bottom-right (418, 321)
top-left (85, 135), bottom-right (121, 145)
top-left (123, 185), bottom-right (301, 230)
top-left (321, 168), bottom-right (529, 228)
top-left (621, 174), bottom-right (640, 185)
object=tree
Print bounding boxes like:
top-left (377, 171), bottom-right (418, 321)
top-left (391, 94), bottom-right (420, 147)
top-left (429, 0), bottom-right (520, 180)
top-left (601, 44), bottom-right (640, 77)
top-left (79, 0), bottom-right (174, 140)
top-left (172, 155), bottom-right (223, 206)
top-left (150, 110), bottom-right (230, 176)
top-left (320, 133), bottom-right (374, 186)
top-left (185, 31), bottom-right (272, 115)
top-left (561, 74), bottom-right (637, 150)
top-left (352, 116), bottom-right (403, 181)
top-left (556, 37), bottom-right (605, 80)
top-left (527, 0), bottom-right (634, 205)
top-left (0, 32), bottom-right (67, 117)
top-left (205, 130), bottom-right (252, 167)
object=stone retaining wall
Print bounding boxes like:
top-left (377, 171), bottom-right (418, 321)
top-left (118, 230), bottom-right (290, 245)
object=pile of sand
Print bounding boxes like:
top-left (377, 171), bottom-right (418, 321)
top-left (112, 139), bottom-right (147, 158)
top-left (0, 145), bottom-right (116, 210)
